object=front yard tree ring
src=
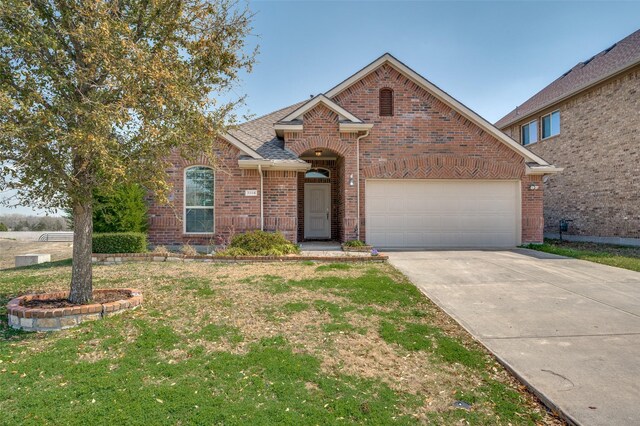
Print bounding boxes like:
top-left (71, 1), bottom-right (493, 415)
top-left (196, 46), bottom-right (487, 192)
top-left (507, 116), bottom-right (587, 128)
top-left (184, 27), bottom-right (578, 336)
top-left (7, 288), bottom-right (142, 332)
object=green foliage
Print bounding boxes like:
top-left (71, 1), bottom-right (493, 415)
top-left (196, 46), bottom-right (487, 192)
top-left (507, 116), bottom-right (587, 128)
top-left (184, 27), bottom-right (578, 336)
top-left (0, 222), bottom-right (7, 231)
top-left (0, 0), bottom-right (256, 299)
top-left (92, 232), bottom-right (147, 253)
top-left (217, 230), bottom-right (300, 256)
top-left (93, 184), bottom-right (148, 233)
top-left (343, 240), bottom-right (367, 247)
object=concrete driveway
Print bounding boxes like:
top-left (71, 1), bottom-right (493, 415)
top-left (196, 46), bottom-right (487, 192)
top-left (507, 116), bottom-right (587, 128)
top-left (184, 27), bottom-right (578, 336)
top-left (388, 249), bottom-right (640, 426)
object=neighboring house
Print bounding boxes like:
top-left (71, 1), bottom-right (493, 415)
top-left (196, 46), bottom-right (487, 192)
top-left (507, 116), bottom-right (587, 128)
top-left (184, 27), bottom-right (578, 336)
top-left (148, 54), bottom-right (561, 249)
top-left (496, 29), bottom-right (640, 245)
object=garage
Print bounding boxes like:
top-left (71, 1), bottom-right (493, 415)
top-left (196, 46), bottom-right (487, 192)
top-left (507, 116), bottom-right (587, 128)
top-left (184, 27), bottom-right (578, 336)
top-left (365, 180), bottom-right (521, 249)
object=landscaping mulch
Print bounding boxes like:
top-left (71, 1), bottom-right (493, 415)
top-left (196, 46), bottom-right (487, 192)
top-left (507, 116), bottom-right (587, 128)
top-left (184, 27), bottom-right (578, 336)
top-left (21, 290), bottom-right (131, 309)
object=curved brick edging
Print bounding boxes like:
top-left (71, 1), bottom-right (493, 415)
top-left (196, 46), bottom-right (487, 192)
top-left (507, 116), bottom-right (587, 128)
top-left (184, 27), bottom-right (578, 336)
top-left (7, 288), bottom-right (143, 332)
top-left (92, 253), bottom-right (388, 264)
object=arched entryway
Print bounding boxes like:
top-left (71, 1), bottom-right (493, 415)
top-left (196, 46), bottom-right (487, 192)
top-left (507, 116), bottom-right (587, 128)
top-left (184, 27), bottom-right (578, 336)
top-left (297, 148), bottom-right (345, 241)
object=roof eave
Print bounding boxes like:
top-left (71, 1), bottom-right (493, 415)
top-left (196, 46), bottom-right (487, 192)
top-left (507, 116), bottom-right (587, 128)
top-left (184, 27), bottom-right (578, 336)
top-left (525, 165), bottom-right (564, 175)
top-left (497, 58), bottom-right (640, 129)
top-left (238, 159), bottom-right (311, 172)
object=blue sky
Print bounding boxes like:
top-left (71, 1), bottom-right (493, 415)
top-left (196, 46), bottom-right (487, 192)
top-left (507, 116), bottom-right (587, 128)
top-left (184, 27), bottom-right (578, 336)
top-left (3, 0), bottom-right (639, 216)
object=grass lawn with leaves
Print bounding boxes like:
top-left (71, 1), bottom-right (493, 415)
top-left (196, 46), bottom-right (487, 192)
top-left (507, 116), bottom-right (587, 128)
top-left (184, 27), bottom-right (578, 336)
top-left (525, 239), bottom-right (640, 272)
top-left (0, 261), bottom-right (561, 425)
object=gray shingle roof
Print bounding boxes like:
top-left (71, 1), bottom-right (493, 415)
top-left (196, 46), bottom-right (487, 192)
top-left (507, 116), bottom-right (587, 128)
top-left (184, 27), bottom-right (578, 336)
top-left (228, 101), bottom-right (306, 161)
top-left (496, 29), bottom-right (640, 128)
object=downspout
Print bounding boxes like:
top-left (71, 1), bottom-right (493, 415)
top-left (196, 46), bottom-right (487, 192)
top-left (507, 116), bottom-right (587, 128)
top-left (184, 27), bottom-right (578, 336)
top-left (355, 130), bottom-right (370, 241)
top-left (258, 165), bottom-right (264, 231)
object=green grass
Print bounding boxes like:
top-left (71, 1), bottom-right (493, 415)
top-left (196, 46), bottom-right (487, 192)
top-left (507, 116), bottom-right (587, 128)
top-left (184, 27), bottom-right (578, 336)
top-left (316, 263), bottom-right (351, 271)
top-left (0, 261), bottom-right (551, 425)
top-left (525, 239), bottom-right (640, 272)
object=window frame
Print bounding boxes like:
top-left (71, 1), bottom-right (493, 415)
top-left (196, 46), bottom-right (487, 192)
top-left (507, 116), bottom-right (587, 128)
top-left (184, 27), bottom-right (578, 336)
top-left (521, 119), bottom-right (538, 146)
top-left (379, 87), bottom-right (394, 117)
top-left (541, 110), bottom-right (560, 140)
top-left (305, 167), bottom-right (331, 179)
top-left (183, 165), bottom-right (215, 235)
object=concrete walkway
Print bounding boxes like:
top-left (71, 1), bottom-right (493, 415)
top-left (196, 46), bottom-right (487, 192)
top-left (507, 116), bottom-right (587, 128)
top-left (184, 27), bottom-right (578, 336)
top-left (388, 249), bottom-right (640, 426)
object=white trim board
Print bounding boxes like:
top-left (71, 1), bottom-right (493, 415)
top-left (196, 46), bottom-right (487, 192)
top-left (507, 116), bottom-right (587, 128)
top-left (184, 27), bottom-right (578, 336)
top-left (280, 94), bottom-right (364, 123)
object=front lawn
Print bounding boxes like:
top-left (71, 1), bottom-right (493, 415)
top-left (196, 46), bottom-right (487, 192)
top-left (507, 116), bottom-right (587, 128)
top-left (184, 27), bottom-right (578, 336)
top-left (525, 239), bottom-right (640, 272)
top-left (0, 261), bottom-right (559, 425)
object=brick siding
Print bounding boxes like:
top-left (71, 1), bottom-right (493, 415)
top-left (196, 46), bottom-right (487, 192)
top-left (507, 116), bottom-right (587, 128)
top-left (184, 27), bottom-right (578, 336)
top-left (148, 62), bottom-right (547, 246)
top-left (502, 66), bottom-right (640, 239)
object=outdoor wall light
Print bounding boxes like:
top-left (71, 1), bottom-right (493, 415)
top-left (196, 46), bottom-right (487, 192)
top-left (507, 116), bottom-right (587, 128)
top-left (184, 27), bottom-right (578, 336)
top-left (314, 149), bottom-right (322, 157)
top-left (529, 183), bottom-right (540, 190)
top-left (349, 174), bottom-right (354, 186)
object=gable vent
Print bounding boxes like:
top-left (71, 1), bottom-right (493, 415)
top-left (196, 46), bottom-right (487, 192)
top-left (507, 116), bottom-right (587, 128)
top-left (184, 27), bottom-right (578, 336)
top-left (379, 88), bottom-right (394, 116)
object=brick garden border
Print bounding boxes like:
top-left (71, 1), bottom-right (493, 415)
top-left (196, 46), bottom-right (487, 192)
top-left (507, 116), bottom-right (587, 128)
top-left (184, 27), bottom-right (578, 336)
top-left (7, 288), bottom-right (143, 332)
top-left (92, 253), bottom-right (388, 265)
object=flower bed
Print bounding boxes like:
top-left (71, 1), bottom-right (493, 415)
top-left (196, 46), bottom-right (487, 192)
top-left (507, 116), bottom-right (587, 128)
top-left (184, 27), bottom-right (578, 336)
top-left (92, 253), bottom-right (388, 265)
top-left (341, 243), bottom-right (374, 253)
top-left (7, 288), bottom-right (142, 332)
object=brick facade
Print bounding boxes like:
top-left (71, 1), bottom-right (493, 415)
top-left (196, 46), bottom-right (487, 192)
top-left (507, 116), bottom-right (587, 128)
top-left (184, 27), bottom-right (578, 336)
top-left (148, 59), bottom-right (549, 247)
top-left (501, 66), bottom-right (640, 239)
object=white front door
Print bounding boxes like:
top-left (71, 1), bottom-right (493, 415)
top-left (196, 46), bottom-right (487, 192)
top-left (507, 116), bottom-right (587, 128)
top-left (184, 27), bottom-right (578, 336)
top-left (304, 183), bottom-right (331, 239)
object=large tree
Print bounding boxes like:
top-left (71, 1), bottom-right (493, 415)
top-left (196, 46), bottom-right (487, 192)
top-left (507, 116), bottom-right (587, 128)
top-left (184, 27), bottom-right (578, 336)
top-left (0, 0), bottom-right (255, 303)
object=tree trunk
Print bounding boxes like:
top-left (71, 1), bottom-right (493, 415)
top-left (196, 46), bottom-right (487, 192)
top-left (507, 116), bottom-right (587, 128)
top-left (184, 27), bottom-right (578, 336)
top-left (69, 201), bottom-right (93, 304)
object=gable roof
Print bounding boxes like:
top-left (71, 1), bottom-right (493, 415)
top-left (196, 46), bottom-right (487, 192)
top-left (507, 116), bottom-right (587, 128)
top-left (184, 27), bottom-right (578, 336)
top-left (278, 94), bottom-right (364, 123)
top-left (325, 53), bottom-right (552, 166)
top-left (496, 29), bottom-right (640, 129)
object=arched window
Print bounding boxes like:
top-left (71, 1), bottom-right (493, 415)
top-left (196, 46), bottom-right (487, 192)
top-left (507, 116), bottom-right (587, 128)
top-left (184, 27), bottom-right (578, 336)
top-left (184, 166), bottom-right (214, 233)
top-left (379, 88), bottom-right (394, 116)
top-left (305, 168), bottom-right (330, 179)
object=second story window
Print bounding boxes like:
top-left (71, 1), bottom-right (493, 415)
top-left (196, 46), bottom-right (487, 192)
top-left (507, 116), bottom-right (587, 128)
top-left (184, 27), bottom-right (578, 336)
top-left (521, 120), bottom-right (538, 145)
top-left (542, 110), bottom-right (560, 139)
top-left (379, 88), bottom-right (393, 116)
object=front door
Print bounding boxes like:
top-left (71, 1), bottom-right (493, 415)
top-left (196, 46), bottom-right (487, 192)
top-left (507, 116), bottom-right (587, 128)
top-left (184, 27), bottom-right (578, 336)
top-left (304, 183), bottom-right (331, 239)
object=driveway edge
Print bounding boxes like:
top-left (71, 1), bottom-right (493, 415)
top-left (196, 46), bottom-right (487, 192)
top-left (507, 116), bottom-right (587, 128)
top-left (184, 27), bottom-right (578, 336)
top-left (415, 287), bottom-right (580, 426)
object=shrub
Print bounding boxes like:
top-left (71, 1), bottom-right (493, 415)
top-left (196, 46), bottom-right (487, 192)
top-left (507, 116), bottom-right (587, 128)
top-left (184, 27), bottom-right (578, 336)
top-left (92, 232), bottom-right (147, 253)
top-left (180, 244), bottom-right (198, 256)
top-left (343, 240), bottom-right (367, 247)
top-left (0, 222), bottom-right (7, 231)
top-left (93, 184), bottom-right (148, 233)
top-left (152, 245), bottom-right (170, 255)
top-left (217, 230), bottom-right (300, 256)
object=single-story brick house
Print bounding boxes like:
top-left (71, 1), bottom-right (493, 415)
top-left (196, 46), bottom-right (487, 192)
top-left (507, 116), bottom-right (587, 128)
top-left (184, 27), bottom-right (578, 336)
top-left (148, 54), bottom-right (562, 249)
top-left (496, 29), bottom-right (639, 246)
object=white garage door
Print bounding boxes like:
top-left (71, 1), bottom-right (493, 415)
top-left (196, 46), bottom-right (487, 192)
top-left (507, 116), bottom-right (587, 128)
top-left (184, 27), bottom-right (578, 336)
top-left (365, 180), bottom-right (520, 248)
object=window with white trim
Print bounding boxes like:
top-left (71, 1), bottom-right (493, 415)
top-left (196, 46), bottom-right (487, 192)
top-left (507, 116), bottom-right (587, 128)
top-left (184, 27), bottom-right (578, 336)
top-left (542, 110), bottom-right (560, 139)
top-left (184, 166), bottom-right (214, 233)
top-left (521, 120), bottom-right (538, 145)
